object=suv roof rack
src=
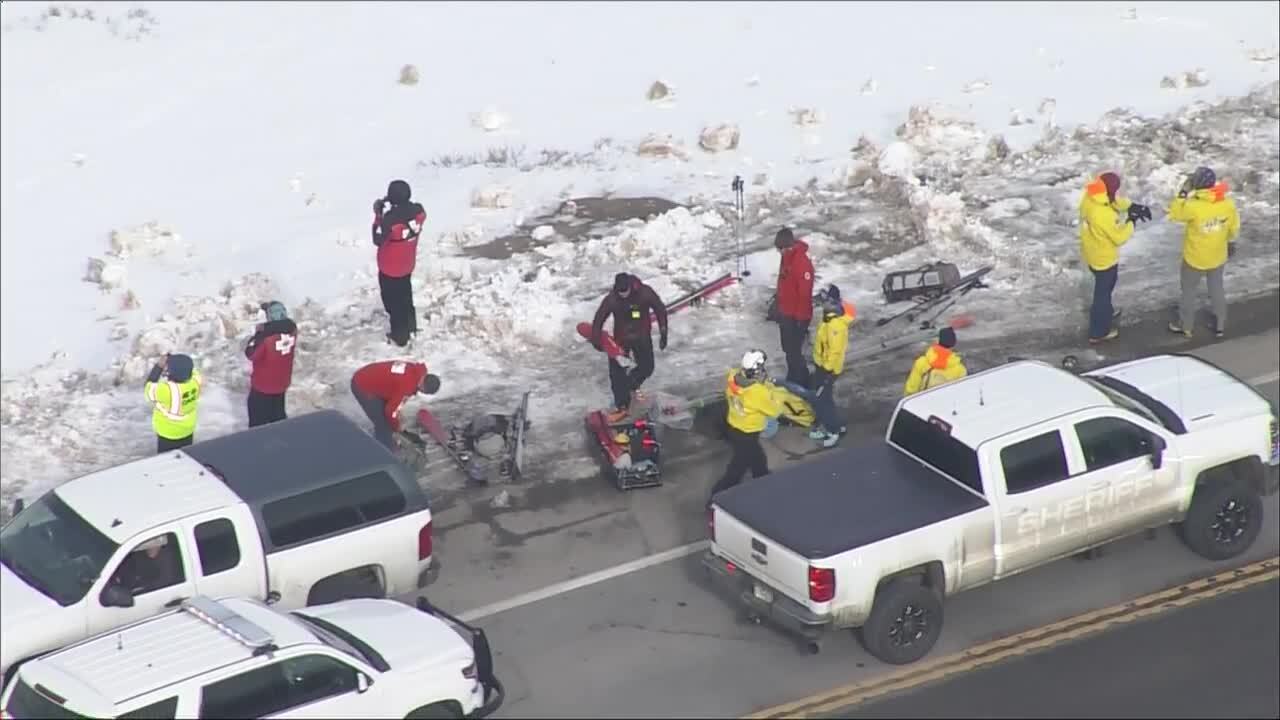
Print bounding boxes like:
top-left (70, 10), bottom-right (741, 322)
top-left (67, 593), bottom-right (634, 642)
top-left (182, 597), bottom-right (278, 655)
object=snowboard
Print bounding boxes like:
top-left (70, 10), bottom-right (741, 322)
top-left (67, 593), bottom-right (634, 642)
top-left (415, 408), bottom-right (489, 483)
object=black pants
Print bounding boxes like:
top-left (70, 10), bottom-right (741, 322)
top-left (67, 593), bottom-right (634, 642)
top-left (1089, 265), bottom-right (1118, 339)
top-left (351, 379), bottom-right (396, 450)
top-left (379, 272), bottom-right (417, 347)
top-left (778, 317), bottom-right (811, 387)
top-left (710, 426), bottom-right (769, 500)
top-left (608, 336), bottom-right (655, 410)
top-left (247, 390), bottom-right (287, 428)
top-left (157, 434), bottom-right (193, 454)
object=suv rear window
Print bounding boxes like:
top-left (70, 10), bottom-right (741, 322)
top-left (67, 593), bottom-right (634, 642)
top-left (262, 472), bottom-right (408, 549)
top-left (3, 680), bottom-right (90, 719)
top-left (888, 409), bottom-right (982, 493)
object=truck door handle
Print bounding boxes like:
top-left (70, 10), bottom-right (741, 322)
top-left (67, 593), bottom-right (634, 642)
top-left (164, 597), bottom-right (187, 609)
top-left (1089, 480), bottom-right (1109, 492)
top-left (1005, 506), bottom-right (1028, 516)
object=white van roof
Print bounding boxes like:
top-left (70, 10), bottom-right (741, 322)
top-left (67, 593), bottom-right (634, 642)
top-left (53, 452), bottom-right (241, 544)
top-left (19, 597), bottom-right (312, 708)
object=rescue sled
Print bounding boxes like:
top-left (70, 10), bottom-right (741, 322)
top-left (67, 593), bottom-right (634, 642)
top-left (585, 404), bottom-right (663, 491)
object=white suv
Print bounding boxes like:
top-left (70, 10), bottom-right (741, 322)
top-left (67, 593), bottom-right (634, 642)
top-left (0, 595), bottom-right (503, 719)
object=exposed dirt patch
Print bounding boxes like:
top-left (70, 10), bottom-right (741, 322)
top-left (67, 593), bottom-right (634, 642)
top-left (463, 196), bottom-right (686, 260)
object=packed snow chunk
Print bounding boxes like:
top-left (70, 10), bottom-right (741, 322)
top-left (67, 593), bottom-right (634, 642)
top-left (470, 107), bottom-right (510, 132)
top-left (745, 75), bottom-right (760, 87)
top-left (1009, 109), bottom-right (1035, 126)
top-left (698, 124), bottom-right (740, 153)
top-left (108, 222), bottom-right (184, 259)
top-left (877, 141), bottom-right (918, 181)
top-left (646, 80), bottom-right (673, 102)
top-left (986, 135), bottom-right (1011, 161)
top-left (530, 224), bottom-right (556, 241)
top-left (636, 133), bottom-right (688, 160)
top-left (983, 197), bottom-right (1032, 220)
top-left (1247, 46), bottom-right (1279, 63)
top-left (790, 108), bottom-right (823, 127)
top-left (961, 78), bottom-right (991, 94)
top-left (398, 63), bottom-right (420, 86)
top-left (120, 290), bottom-right (141, 310)
top-left (1161, 69), bottom-right (1210, 90)
top-left (83, 257), bottom-right (127, 290)
top-left (895, 105), bottom-right (989, 162)
top-left (471, 185), bottom-right (514, 209)
top-left (860, 78), bottom-right (878, 95)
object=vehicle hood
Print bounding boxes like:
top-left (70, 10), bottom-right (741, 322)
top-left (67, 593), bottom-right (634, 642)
top-left (297, 599), bottom-right (473, 672)
top-left (1, 563), bottom-right (63, 669)
top-left (1088, 355), bottom-right (1271, 430)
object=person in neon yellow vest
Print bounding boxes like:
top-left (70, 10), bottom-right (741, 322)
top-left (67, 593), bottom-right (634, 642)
top-left (144, 353), bottom-right (203, 453)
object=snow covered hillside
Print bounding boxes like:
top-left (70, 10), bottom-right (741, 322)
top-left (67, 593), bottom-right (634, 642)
top-left (2, 1), bottom-right (1278, 506)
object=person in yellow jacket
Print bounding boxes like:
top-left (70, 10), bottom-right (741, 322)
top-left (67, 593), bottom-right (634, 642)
top-left (1167, 166), bottom-right (1240, 339)
top-left (144, 353), bottom-right (202, 453)
top-left (904, 327), bottom-right (968, 396)
top-left (708, 349), bottom-right (783, 504)
top-left (783, 285), bottom-right (855, 448)
top-left (1078, 172), bottom-right (1152, 344)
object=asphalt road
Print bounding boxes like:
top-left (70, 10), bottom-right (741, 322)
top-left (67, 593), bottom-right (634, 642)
top-left (434, 320), bottom-right (1279, 718)
top-left (845, 579), bottom-right (1280, 720)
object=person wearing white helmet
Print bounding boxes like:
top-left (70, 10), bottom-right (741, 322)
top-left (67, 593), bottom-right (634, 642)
top-left (709, 349), bottom-right (783, 504)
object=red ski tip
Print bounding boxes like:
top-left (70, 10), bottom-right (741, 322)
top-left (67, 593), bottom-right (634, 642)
top-left (947, 313), bottom-right (976, 330)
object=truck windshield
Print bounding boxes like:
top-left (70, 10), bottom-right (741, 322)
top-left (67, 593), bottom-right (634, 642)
top-left (888, 409), bottom-right (983, 494)
top-left (0, 492), bottom-right (119, 606)
top-left (3, 679), bottom-right (91, 719)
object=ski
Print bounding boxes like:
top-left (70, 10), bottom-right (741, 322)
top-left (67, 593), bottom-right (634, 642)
top-left (506, 391), bottom-right (531, 482)
top-left (666, 272), bottom-right (739, 315)
top-left (415, 408), bottom-right (489, 483)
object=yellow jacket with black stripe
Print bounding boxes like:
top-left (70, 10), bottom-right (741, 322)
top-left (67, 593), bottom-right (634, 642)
top-left (145, 369), bottom-right (203, 440)
top-left (724, 369), bottom-right (783, 434)
top-left (813, 301), bottom-right (856, 375)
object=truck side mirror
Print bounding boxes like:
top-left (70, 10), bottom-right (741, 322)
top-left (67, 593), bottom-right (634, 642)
top-left (11, 498), bottom-right (24, 517)
top-left (356, 672), bottom-right (371, 693)
top-left (100, 584), bottom-right (135, 608)
top-left (1149, 434), bottom-right (1166, 470)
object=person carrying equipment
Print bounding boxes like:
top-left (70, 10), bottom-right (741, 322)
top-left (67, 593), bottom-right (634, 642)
top-left (799, 285), bottom-right (855, 447)
top-left (350, 359), bottom-right (441, 450)
top-left (1167, 166), bottom-right (1240, 339)
top-left (903, 327), bottom-right (968, 396)
top-left (590, 272), bottom-right (669, 423)
top-left (244, 300), bottom-right (297, 428)
top-left (144, 353), bottom-right (202, 453)
top-left (709, 349), bottom-right (783, 504)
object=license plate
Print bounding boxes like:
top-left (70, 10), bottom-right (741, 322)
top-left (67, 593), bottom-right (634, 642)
top-left (753, 583), bottom-right (773, 603)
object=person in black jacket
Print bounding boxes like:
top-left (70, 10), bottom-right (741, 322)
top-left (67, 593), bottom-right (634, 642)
top-left (590, 272), bottom-right (669, 422)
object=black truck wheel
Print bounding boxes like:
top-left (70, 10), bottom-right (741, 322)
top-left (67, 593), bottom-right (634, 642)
top-left (857, 578), bottom-right (944, 665)
top-left (1177, 479), bottom-right (1263, 561)
top-left (405, 701), bottom-right (463, 719)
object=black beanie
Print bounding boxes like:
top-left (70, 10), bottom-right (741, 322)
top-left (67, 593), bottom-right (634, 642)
top-left (774, 227), bottom-right (795, 249)
top-left (387, 179), bottom-right (412, 205)
top-left (938, 327), bottom-right (957, 348)
top-left (613, 272), bottom-right (631, 293)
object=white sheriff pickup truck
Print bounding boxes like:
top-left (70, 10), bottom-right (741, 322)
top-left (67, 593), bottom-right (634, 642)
top-left (1, 411), bottom-right (439, 687)
top-left (704, 354), bottom-right (1279, 664)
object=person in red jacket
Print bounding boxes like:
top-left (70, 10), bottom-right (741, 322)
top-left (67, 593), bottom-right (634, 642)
top-left (373, 179), bottom-right (427, 348)
top-left (774, 227), bottom-right (815, 386)
top-left (350, 359), bottom-right (441, 450)
top-left (244, 301), bottom-right (298, 428)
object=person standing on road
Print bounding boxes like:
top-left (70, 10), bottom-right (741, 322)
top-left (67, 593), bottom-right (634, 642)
top-left (1167, 166), bottom-right (1240, 340)
top-left (1078, 172), bottom-right (1152, 344)
top-left (144, 353), bottom-right (202, 453)
top-left (709, 350), bottom-right (783, 505)
top-left (903, 327), bottom-right (967, 396)
top-left (372, 179), bottom-right (426, 348)
top-left (590, 272), bottom-right (669, 423)
top-left (350, 359), bottom-right (441, 451)
top-left (773, 227), bottom-right (816, 386)
top-left (244, 301), bottom-right (297, 428)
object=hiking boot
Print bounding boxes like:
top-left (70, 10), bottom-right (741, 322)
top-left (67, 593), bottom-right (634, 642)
top-left (818, 431), bottom-right (840, 449)
top-left (808, 428), bottom-right (827, 441)
top-left (1167, 322), bottom-right (1192, 339)
top-left (605, 407), bottom-right (629, 424)
top-left (1088, 328), bottom-right (1119, 345)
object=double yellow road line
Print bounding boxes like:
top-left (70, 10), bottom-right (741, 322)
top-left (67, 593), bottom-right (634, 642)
top-left (747, 556), bottom-right (1280, 719)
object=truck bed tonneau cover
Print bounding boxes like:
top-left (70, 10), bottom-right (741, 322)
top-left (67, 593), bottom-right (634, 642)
top-left (713, 443), bottom-right (989, 559)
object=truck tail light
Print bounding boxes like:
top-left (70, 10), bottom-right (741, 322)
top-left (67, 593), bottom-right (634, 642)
top-left (706, 506), bottom-right (715, 542)
top-left (808, 566), bottom-right (835, 603)
top-left (418, 521), bottom-right (433, 561)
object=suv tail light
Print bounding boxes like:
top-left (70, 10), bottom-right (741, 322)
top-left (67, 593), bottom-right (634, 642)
top-left (808, 566), bottom-right (835, 603)
top-left (706, 506), bottom-right (715, 542)
top-left (418, 521), bottom-right (433, 561)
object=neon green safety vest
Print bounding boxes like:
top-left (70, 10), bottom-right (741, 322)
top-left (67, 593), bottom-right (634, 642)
top-left (145, 369), bottom-right (202, 440)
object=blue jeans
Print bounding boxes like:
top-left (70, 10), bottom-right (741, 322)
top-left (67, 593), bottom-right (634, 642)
top-left (1089, 265), bottom-right (1118, 339)
top-left (781, 373), bottom-right (843, 434)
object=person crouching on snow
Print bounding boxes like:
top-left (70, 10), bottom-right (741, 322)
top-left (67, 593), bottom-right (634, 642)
top-left (903, 327), bottom-right (967, 396)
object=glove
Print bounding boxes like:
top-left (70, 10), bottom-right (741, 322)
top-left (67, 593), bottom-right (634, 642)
top-left (1126, 203), bottom-right (1151, 224)
top-left (659, 333), bottom-right (668, 350)
top-left (373, 198), bottom-right (387, 215)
